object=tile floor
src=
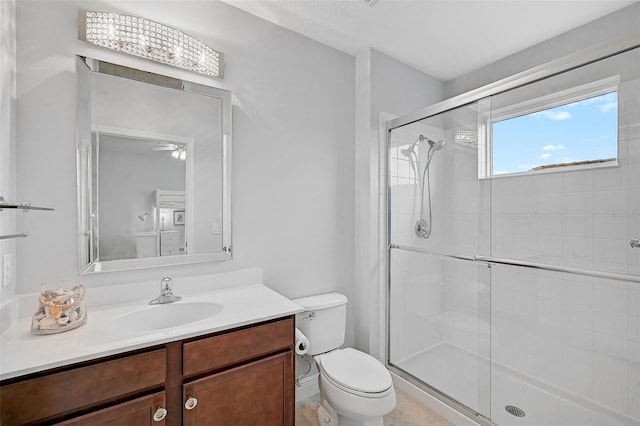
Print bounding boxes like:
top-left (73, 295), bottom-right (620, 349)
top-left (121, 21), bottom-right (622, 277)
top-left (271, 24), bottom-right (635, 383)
top-left (295, 387), bottom-right (453, 426)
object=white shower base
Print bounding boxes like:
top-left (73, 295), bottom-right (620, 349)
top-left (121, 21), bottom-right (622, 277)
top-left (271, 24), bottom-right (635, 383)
top-left (396, 342), bottom-right (638, 426)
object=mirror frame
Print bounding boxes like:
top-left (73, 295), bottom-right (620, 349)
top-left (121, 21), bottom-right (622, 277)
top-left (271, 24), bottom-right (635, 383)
top-left (76, 56), bottom-right (232, 274)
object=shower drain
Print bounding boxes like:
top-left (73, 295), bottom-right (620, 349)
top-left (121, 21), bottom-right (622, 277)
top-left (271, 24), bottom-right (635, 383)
top-left (505, 405), bottom-right (526, 417)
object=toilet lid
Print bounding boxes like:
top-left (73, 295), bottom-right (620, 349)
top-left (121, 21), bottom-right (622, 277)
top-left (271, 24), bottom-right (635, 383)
top-left (319, 348), bottom-right (392, 393)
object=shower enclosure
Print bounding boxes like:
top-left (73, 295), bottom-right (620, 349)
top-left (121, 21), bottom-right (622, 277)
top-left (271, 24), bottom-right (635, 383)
top-left (386, 39), bottom-right (640, 425)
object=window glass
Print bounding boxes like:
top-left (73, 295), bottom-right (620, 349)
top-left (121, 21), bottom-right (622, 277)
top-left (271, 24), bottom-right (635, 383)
top-left (492, 91), bottom-right (617, 176)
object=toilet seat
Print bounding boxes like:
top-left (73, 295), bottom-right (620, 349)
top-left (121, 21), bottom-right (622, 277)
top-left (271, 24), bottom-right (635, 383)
top-left (317, 348), bottom-right (393, 397)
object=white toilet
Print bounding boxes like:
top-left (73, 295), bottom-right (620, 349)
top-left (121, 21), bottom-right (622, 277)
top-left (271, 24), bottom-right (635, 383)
top-left (293, 293), bottom-right (396, 426)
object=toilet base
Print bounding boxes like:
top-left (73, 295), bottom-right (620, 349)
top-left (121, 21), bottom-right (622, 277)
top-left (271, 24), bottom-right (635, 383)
top-left (338, 415), bottom-right (384, 426)
top-left (317, 403), bottom-right (339, 425)
top-left (317, 399), bottom-right (384, 426)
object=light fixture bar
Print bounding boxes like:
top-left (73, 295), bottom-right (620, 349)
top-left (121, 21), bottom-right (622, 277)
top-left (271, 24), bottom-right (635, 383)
top-left (79, 10), bottom-right (224, 78)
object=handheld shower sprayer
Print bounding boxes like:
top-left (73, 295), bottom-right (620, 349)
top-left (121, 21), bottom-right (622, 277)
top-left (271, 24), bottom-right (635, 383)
top-left (400, 134), bottom-right (446, 239)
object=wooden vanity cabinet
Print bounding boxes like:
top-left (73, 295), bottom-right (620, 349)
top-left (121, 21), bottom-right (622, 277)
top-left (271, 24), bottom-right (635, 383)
top-left (0, 349), bottom-right (167, 425)
top-left (181, 318), bottom-right (294, 425)
top-left (0, 316), bottom-right (295, 426)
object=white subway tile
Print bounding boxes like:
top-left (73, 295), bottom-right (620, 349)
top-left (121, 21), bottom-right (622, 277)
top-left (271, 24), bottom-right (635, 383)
top-left (593, 190), bottom-right (628, 215)
top-left (536, 335), bottom-right (564, 387)
top-left (564, 170), bottom-right (593, 193)
top-left (395, 158), bottom-right (412, 179)
top-left (593, 215), bottom-right (628, 239)
top-left (627, 392), bottom-right (640, 420)
top-left (537, 275), bottom-right (564, 300)
top-left (537, 173), bottom-right (564, 194)
top-left (629, 315), bottom-right (640, 343)
top-left (563, 192), bottom-right (593, 215)
top-left (628, 137), bottom-right (640, 165)
top-left (592, 238), bottom-right (628, 265)
top-left (594, 309), bottom-right (627, 337)
top-left (563, 236), bottom-right (593, 261)
top-left (592, 353), bottom-right (628, 413)
top-left (628, 165), bottom-right (640, 189)
top-left (563, 215), bottom-right (593, 238)
top-left (562, 346), bottom-right (593, 399)
top-left (512, 331), bottom-right (536, 376)
top-left (630, 290), bottom-right (640, 319)
top-left (593, 167), bottom-right (628, 192)
top-left (537, 214), bottom-right (563, 236)
top-left (562, 276), bottom-right (593, 307)
top-left (537, 193), bottom-right (563, 215)
top-left (537, 235), bottom-right (564, 260)
top-left (564, 303), bottom-right (592, 332)
top-left (593, 280), bottom-right (628, 312)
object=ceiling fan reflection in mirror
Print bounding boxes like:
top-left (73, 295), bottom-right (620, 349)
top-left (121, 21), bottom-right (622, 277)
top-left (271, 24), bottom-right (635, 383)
top-left (152, 142), bottom-right (187, 160)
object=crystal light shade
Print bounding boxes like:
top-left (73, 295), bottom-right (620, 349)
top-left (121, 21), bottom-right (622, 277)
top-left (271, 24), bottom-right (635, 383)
top-left (79, 10), bottom-right (223, 78)
top-left (454, 129), bottom-right (478, 148)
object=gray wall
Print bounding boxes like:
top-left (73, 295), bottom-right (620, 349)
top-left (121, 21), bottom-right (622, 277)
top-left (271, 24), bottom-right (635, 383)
top-left (354, 48), bottom-right (444, 358)
top-left (0, 0), bottom-right (16, 314)
top-left (14, 0), bottom-right (355, 343)
top-left (444, 2), bottom-right (640, 97)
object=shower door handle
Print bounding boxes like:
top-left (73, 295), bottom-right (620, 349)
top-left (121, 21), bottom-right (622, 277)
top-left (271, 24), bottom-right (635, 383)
top-left (631, 238), bottom-right (640, 248)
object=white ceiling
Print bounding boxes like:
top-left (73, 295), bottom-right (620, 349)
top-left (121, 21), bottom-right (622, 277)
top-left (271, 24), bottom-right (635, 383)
top-left (220, 0), bottom-right (636, 81)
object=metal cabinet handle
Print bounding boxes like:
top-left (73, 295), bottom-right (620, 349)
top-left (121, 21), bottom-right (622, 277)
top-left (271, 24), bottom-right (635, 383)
top-left (153, 407), bottom-right (168, 422)
top-left (185, 396), bottom-right (198, 410)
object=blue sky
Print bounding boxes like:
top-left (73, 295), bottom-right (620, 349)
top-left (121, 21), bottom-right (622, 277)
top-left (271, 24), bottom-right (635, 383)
top-left (492, 91), bottom-right (618, 175)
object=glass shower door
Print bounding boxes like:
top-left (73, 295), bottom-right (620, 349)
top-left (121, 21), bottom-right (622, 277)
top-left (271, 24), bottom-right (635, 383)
top-left (486, 44), bottom-right (640, 426)
top-left (387, 101), bottom-right (491, 420)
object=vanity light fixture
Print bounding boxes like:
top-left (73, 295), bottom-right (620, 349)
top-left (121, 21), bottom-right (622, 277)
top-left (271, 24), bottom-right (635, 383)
top-left (79, 10), bottom-right (224, 78)
top-left (454, 129), bottom-right (478, 149)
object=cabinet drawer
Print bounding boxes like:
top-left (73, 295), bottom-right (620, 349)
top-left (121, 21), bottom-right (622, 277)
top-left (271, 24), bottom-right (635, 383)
top-left (0, 349), bottom-right (166, 425)
top-left (56, 391), bottom-right (166, 426)
top-left (183, 317), bottom-right (293, 377)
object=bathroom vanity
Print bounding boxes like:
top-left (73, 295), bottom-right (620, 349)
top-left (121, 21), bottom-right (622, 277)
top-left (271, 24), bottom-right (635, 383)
top-left (0, 282), bottom-right (301, 425)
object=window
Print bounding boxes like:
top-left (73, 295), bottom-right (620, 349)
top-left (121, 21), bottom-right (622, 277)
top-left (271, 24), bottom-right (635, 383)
top-left (489, 79), bottom-right (618, 177)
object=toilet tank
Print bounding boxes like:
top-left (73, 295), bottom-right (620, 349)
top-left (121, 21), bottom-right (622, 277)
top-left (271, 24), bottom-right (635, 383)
top-left (293, 293), bottom-right (348, 356)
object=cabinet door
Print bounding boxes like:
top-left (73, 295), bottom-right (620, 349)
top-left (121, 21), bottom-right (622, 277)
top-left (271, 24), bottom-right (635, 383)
top-left (183, 352), bottom-right (293, 426)
top-left (56, 392), bottom-right (166, 426)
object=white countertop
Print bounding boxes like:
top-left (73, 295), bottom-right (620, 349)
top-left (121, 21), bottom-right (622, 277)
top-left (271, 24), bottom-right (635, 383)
top-left (0, 283), bottom-right (303, 381)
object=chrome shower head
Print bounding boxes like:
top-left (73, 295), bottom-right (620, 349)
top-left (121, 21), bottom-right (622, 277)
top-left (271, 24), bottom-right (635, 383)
top-left (428, 139), bottom-right (446, 152)
top-left (400, 136), bottom-right (421, 158)
top-left (400, 135), bottom-right (445, 161)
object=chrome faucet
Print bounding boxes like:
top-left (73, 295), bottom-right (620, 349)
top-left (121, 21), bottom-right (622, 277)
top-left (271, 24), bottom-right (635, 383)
top-left (149, 277), bottom-right (182, 305)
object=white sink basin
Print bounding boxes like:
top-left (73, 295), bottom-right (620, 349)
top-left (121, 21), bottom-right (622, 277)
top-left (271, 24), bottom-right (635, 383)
top-left (106, 302), bottom-right (224, 333)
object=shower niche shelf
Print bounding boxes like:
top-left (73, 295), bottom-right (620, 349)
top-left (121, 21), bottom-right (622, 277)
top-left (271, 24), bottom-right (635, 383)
top-left (0, 196), bottom-right (55, 240)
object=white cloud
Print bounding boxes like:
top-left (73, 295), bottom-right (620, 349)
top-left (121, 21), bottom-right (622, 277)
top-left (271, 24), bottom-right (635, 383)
top-left (533, 110), bottom-right (572, 120)
top-left (542, 144), bottom-right (566, 151)
top-left (540, 153), bottom-right (552, 160)
top-left (599, 101), bottom-right (617, 112)
top-left (548, 111), bottom-right (572, 120)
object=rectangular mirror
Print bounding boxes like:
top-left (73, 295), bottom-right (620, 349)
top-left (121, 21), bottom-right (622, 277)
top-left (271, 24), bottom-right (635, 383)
top-left (76, 56), bottom-right (231, 274)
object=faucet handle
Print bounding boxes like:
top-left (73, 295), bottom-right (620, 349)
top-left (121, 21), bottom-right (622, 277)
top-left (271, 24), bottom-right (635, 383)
top-left (161, 277), bottom-right (173, 292)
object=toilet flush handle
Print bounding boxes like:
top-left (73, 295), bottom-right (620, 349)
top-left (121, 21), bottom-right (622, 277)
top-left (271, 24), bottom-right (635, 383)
top-left (302, 312), bottom-right (316, 320)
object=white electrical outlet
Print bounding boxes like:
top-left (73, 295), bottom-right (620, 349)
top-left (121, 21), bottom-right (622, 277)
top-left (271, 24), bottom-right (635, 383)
top-left (211, 223), bottom-right (221, 235)
top-left (2, 253), bottom-right (14, 288)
